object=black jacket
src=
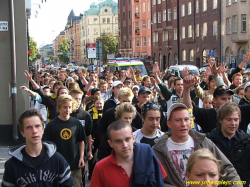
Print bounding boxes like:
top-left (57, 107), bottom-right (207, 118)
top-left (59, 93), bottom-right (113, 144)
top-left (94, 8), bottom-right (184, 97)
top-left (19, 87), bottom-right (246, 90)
top-left (103, 96), bottom-right (119, 114)
top-left (207, 127), bottom-right (250, 187)
top-left (239, 96), bottom-right (250, 106)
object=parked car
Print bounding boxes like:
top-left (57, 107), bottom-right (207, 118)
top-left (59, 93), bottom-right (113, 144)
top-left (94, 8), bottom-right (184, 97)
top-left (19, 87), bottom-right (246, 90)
top-left (169, 65), bottom-right (200, 77)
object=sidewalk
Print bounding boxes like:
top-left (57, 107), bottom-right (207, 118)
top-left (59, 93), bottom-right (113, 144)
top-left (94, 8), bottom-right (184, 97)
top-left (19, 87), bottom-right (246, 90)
top-left (0, 146), bottom-right (90, 186)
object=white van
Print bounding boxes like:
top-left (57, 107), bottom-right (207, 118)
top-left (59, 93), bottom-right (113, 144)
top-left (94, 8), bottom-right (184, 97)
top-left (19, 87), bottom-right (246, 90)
top-left (169, 65), bottom-right (200, 77)
top-left (107, 58), bottom-right (147, 76)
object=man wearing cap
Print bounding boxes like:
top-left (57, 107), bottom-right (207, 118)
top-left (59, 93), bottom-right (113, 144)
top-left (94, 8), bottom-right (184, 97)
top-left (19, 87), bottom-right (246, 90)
top-left (183, 75), bottom-right (250, 133)
top-left (239, 82), bottom-right (250, 105)
top-left (132, 85), bottom-right (139, 105)
top-left (134, 87), bottom-right (152, 114)
top-left (85, 88), bottom-right (101, 111)
top-left (103, 80), bottom-right (123, 114)
top-left (133, 101), bottom-right (164, 147)
top-left (153, 103), bottom-right (242, 187)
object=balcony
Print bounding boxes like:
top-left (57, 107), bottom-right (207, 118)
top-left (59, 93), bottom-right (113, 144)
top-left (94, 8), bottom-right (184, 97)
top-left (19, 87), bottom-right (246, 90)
top-left (135, 29), bottom-right (140, 35)
top-left (231, 32), bottom-right (249, 43)
top-left (135, 13), bottom-right (140, 19)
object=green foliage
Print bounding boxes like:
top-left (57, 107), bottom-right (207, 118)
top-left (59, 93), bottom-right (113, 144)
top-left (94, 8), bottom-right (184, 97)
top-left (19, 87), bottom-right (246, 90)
top-left (58, 38), bottom-right (69, 64)
top-left (48, 55), bottom-right (54, 64)
top-left (28, 37), bottom-right (38, 61)
top-left (96, 33), bottom-right (119, 62)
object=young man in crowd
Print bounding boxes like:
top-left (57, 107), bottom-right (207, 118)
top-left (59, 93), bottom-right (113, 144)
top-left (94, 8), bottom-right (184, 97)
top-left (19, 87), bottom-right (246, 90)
top-left (133, 101), bottom-right (164, 147)
top-left (85, 88), bottom-right (101, 111)
top-left (90, 120), bottom-right (167, 187)
top-left (2, 109), bottom-right (73, 187)
top-left (153, 103), bottom-right (242, 187)
top-left (131, 85), bottom-right (139, 105)
top-left (207, 102), bottom-right (250, 187)
top-left (230, 73), bottom-right (243, 89)
top-left (43, 94), bottom-right (86, 187)
top-left (134, 87), bottom-right (151, 114)
top-left (99, 81), bottom-right (108, 101)
top-left (239, 82), bottom-right (250, 105)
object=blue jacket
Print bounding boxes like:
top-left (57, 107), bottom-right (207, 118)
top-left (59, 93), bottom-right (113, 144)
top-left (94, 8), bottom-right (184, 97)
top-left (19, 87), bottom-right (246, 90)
top-left (2, 141), bottom-right (73, 187)
top-left (131, 143), bottom-right (165, 187)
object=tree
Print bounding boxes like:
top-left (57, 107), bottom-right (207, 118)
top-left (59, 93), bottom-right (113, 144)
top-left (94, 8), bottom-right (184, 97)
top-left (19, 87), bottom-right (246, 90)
top-left (28, 37), bottom-right (38, 62)
top-left (96, 33), bottom-right (119, 63)
top-left (48, 55), bottom-right (54, 64)
top-left (58, 38), bottom-right (69, 64)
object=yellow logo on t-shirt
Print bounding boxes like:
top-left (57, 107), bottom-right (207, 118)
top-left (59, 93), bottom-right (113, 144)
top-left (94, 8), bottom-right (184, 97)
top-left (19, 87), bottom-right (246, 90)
top-left (60, 128), bottom-right (72, 140)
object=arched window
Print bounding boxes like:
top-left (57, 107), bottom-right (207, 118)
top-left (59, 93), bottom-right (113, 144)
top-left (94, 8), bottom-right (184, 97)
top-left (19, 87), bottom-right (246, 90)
top-left (182, 50), bottom-right (186, 61)
top-left (190, 49), bottom-right (194, 61)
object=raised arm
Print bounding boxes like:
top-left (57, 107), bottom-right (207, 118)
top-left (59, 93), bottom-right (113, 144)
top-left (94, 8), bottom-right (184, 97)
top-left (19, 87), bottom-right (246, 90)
top-left (182, 75), bottom-right (196, 109)
top-left (24, 70), bottom-right (40, 90)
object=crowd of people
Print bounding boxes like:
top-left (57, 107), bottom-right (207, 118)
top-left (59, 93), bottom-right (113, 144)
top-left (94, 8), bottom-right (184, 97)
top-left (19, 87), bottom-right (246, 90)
top-left (2, 54), bottom-right (250, 187)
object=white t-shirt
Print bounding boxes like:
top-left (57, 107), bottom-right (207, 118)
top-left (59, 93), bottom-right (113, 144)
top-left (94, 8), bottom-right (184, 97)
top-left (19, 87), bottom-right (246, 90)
top-left (133, 129), bottom-right (164, 147)
top-left (166, 135), bottom-right (195, 185)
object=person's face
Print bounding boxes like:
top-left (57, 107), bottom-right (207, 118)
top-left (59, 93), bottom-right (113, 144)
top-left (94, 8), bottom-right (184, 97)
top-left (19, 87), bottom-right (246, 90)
top-left (120, 70), bottom-right (126, 77)
top-left (73, 76), bottom-right (78, 81)
top-left (107, 81), bottom-right (113, 89)
top-left (58, 88), bottom-right (68, 96)
top-left (21, 116), bottom-right (44, 145)
top-left (142, 110), bottom-right (161, 133)
top-left (94, 99), bottom-right (104, 110)
top-left (238, 89), bottom-right (244, 98)
top-left (115, 72), bottom-right (120, 77)
top-left (203, 99), bottom-right (213, 109)
top-left (138, 93), bottom-right (150, 105)
top-left (220, 111), bottom-right (239, 138)
top-left (67, 79), bottom-right (73, 88)
top-left (119, 96), bottom-right (132, 104)
top-left (59, 73), bottom-right (66, 81)
top-left (113, 84), bottom-right (123, 97)
top-left (143, 78), bottom-right (151, 87)
top-left (132, 88), bottom-right (139, 97)
top-left (49, 81), bottom-right (56, 90)
top-left (105, 70), bottom-right (110, 76)
top-left (108, 126), bottom-right (135, 160)
top-left (93, 91), bottom-right (101, 98)
top-left (72, 94), bottom-right (83, 109)
top-left (244, 87), bottom-right (250, 100)
top-left (43, 88), bottom-right (51, 96)
top-left (54, 85), bottom-right (61, 95)
top-left (213, 93), bottom-right (232, 109)
top-left (209, 79), bottom-right (216, 90)
top-left (232, 76), bottom-right (242, 87)
top-left (200, 71), bottom-right (205, 78)
top-left (187, 158), bottom-right (219, 187)
top-left (44, 80), bottom-right (49, 86)
top-left (167, 109), bottom-right (190, 143)
top-left (120, 112), bottom-right (134, 124)
top-left (125, 81), bottom-right (132, 88)
top-left (137, 80), bottom-right (142, 85)
top-left (59, 101), bottom-right (73, 118)
top-left (175, 80), bottom-right (183, 94)
top-left (136, 71), bottom-right (141, 76)
top-left (100, 84), bottom-right (107, 93)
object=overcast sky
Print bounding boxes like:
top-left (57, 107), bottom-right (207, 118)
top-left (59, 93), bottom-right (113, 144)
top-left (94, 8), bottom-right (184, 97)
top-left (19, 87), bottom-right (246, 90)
top-left (29, 0), bottom-right (117, 47)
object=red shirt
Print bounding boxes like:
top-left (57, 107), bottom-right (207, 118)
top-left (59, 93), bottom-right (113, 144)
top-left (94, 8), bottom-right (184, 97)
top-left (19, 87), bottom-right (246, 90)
top-left (90, 151), bottom-right (167, 187)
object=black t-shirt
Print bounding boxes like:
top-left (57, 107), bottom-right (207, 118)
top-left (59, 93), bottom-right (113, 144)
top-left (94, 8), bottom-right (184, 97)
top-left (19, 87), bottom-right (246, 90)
top-left (43, 117), bottom-right (86, 171)
top-left (135, 104), bottom-right (141, 115)
top-left (22, 145), bottom-right (46, 170)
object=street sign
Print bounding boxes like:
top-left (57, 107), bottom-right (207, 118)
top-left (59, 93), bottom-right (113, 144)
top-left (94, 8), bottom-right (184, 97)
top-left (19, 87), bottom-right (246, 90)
top-left (0, 21), bottom-right (8, 31)
top-left (210, 50), bottom-right (215, 58)
top-left (65, 52), bottom-right (73, 55)
top-left (56, 52), bottom-right (63, 55)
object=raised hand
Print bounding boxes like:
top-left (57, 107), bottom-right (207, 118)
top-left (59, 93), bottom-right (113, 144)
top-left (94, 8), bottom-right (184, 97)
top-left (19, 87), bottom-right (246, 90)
top-left (243, 53), bottom-right (250, 62)
top-left (24, 70), bottom-right (33, 82)
top-left (183, 75), bottom-right (195, 89)
top-left (20, 86), bottom-right (29, 91)
top-left (182, 67), bottom-right (190, 78)
top-left (208, 58), bottom-right (219, 76)
top-left (218, 62), bottom-right (228, 74)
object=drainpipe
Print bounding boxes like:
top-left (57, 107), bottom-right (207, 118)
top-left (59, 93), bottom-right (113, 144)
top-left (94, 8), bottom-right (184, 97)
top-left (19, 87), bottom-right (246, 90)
top-left (177, 0), bottom-right (180, 64)
top-left (9, 0), bottom-right (18, 141)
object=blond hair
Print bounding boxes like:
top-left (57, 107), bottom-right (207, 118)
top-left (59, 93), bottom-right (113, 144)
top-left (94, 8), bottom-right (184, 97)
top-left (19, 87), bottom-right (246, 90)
top-left (118, 87), bottom-right (134, 100)
top-left (115, 103), bottom-right (137, 120)
top-left (57, 94), bottom-right (76, 111)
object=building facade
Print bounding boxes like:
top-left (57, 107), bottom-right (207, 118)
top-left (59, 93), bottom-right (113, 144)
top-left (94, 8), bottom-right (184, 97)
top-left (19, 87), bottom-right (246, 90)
top-left (53, 31), bottom-right (66, 64)
top-left (221, 0), bottom-right (250, 68)
top-left (79, 0), bottom-right (119, 64)
top-left (151, 0), bottom-right (221, 70)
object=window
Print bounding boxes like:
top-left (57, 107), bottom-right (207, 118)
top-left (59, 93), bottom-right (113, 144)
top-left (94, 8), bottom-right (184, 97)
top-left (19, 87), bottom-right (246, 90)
top-left (115, 27), bottom-right (119, 34)
top-left (196, 0), bottom-right (199, 13)
top-left (213, 0), bottom-right (218, 9)
top-left (158, 12), bottom-right (161, 23)
top-left (190, 49), bottom-right (194, 61)
top-left (226, 17), bottom-right (231, 34)
top-left (94, 18), bottom-right (98, 24)
top-left (188, 2), bottom-right (192, 15)
top-left (232, 0), bottom-right (237, 2)
top-left (174, 7), bottom-right (177, 19)
top-left (155, 32), bottom-right (158, 42)
top-left (158, 0), bottom-right (161, 4)
top-left (148, 19), bottom-right (151, 29)
top-left (168, 9), bottom-right (171, 21)
top-left (154, 13), bottom-right (157, 23)
top-left (188, 25), bottom-right (192, 38)
top-left (143, 37), bottom-right (146, 46)
top-left (182, 26), bottom-right (185, 39)
top-left (203, 22), bottom-right (207, 36)
top-left (241, 14), bottom-right (247, 32)
top-left (163, 10), bottom-right (166, 21)
top-left (232, 15), bottom-right (237, 33)
top-left (181, 4), bottom-right (185, 17)
top-left (213, 21), bottom-right (218, 35)
top-left (136, 38), bottom-right (139, 47)
top-left (153, 0), bottom-right (156, 5)
top-left (174, 28), bottom-right (177, 40)
top-left (203, 0), bottom-right (207, 11)
top-left (164, 30), bottom-right (169, 41)
top-left (94, 28), bottom-right (98, 35)
top-left (142, 3), bottom-right (146, 12)
top-left (115, 17), bottom-right (118, 23)
top-left (226, 0), bottom-right (231, 6)
top-left (107, 18), bottom-right (110, 23)
top-left (147, 1), bottom-right (150, 11)
top-left (148, 36), bottom-right (151, 46)
top-left (135, 22), bottom-right (139, 29)
top-left (143, 20), bottom-right (146, 30)
top-left (103, 18), bottom-right (106, 23)
top-left (182, 50), bottom-right (186, 61)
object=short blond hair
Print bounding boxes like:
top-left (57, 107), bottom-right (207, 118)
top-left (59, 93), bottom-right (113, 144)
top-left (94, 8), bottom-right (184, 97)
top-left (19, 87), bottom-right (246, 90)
top-left (118, 87), bottom-right (134, 100)
top-left (115, 103), bottom-right (137, 120)
top-left (57, 94), bottom-right (77, 112)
